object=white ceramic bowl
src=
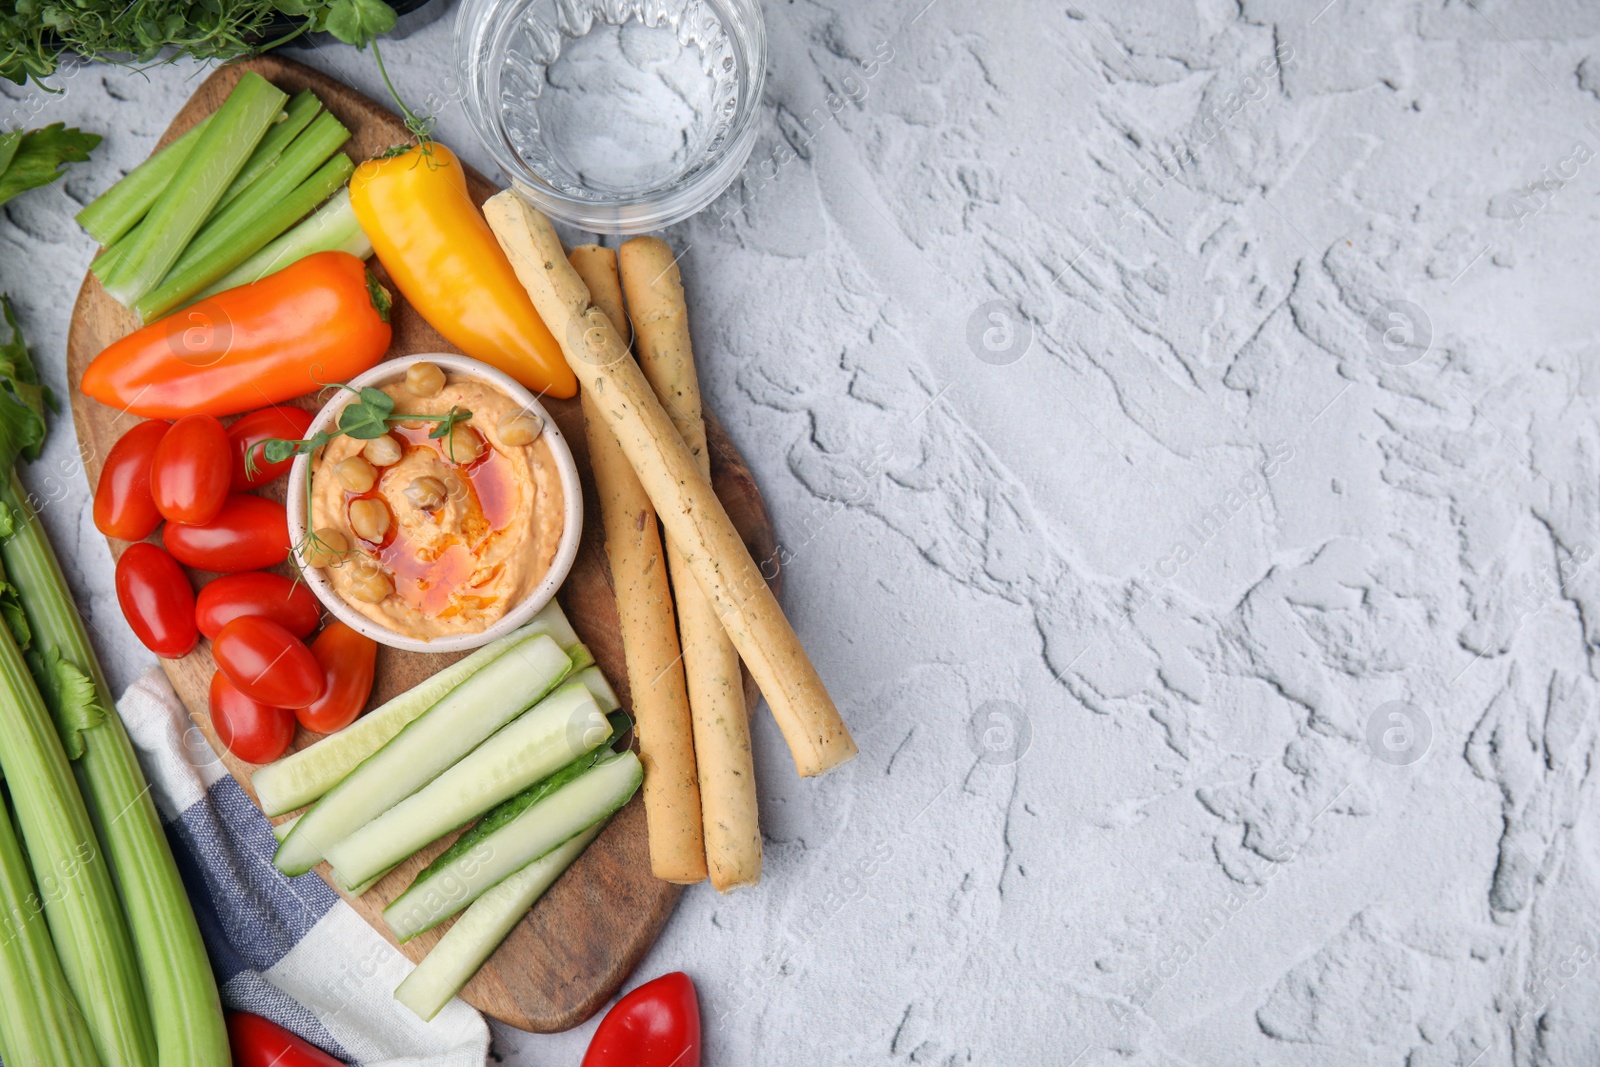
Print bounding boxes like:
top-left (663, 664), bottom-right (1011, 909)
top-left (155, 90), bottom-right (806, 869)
top-left (286, 353), bottom-right (583, 654)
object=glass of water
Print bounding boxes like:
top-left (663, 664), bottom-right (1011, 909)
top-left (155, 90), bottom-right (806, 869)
top-left (456, 0), bottom-right (767, 234)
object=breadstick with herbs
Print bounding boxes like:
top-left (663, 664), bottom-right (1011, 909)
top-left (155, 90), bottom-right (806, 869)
top-left (570, 244), bottom-right (707, 884)
top-left (620, 236), bottom-right (761, 891)
top-left (484, 192), bottom-right (857, 777)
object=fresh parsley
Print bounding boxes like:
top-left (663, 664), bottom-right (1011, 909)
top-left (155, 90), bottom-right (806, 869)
top-left (0, 124), bottom-right (98, 208)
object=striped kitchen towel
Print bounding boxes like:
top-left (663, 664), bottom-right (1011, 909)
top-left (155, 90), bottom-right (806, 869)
top-left (117, 666), bottom-right (490, 1067)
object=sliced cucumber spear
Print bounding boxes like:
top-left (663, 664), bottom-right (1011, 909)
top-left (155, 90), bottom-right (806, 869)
top-left (253, 600), bottom-right (581, 817)
top-left (273, 633), bottom-right (573, 876)
top-left (393, 823), bottom-right (605, 1021)
top-left (384, 750), bottom-right (642, 942)
top-left (324, 683), bottom-right (611, 890)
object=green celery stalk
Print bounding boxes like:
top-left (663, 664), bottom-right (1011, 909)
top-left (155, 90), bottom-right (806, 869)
top-left (95, 91), bottom-right (316, 284)
top-left (0, 787), bottom-right (104, 1066)
top-left (0, 303), bottom-right (227, 1066)
top-left (196, 188), bottom-right (372, 299)
top-left (0, 556), bottom-right (154, 1067)
top-left (100, 72), bottom-right (287, 307)
top-left (136, 149), bottom-right (354, 322)
top-left (215, 90), bottom-right (322, 212)
top-left (0, 473), bottom-right (229, 1067)
top-left (75, 115), bottom-right (214, 246)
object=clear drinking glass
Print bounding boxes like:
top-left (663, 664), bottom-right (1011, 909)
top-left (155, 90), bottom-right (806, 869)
top-left (455, 0), bottom-right (767, 234)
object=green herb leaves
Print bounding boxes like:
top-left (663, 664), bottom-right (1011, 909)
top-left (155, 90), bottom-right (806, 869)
top-left (247, 382), bottom-right (471, 477)
top-left (1, 0), bottom-right (398, 84)
top-left (338, 386), bottom-right (396, 439)
top-left (0, 124), bottom-right (99, 207)
top-left (0, 296), bottom-right (52, 467)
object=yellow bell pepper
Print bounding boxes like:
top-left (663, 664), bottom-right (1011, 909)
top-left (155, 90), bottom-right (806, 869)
top-left (349, 143), bottom-right (577, 398)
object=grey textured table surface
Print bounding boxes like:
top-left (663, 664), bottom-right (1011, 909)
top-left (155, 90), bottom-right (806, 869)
top-left (6, 1), bottom-right (1600, 1063)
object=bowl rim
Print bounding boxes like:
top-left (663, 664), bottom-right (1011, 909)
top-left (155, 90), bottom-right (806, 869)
top-left (285, 353), bottom-right (583, 654)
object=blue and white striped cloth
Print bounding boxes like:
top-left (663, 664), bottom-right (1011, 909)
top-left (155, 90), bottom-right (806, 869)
top-left (118, 667), bottom-right (490, 1066)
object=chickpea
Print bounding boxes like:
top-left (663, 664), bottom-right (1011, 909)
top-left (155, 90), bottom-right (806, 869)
top-left (405, 362), bottom-right (446, 398)
top-left (334, 456), bottom-right (377, 493)
top-left (305, 527), bottom-right (350, 567)
top-left (363, 433), bottom-right (402, 467)
top-left (347, 561), bottom-right (394, 604)
top-left (348, 498), bottom-right (392, 543)
top-left (403, 475), bottom-right (448, 511)
top-left (497, 410), bottom-right (543, 447)
top-left (443, 424), bottom-right (483, 465)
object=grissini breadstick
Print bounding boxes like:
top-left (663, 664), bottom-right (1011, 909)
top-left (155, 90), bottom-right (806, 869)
top-left (620, 236), bottom-right (761, 891)
top-left (484, 192), bottom-right (857, 777)
top-left (569, 244), bottom-right (707, 884)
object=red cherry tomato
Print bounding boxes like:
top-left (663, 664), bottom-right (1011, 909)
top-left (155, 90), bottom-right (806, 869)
top-left (208, 673), bottom-right (296, 765)
top-left (212, 616), bottom-right (325, 709)
top-left (114, 543), bottom-right (198, 658)
top-left (226, 1012), bottom-right (345, 1067)
top-left (297, 622), bottom-right (377, 734)
top-left (150, 414), bottom-right (232, 526)
top-left (93, 420), bottom-right (169, 541)
top-left (582, 972), bottom-right (701, 1067)
top-left (162, 495), bottom-right (289, 573)
top-left (229, 407), bottom-right (314, 490)
top-left (195, 572), bottom-right (321, 641)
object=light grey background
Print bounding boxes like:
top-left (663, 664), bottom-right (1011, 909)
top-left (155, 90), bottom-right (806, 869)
top-left (6, 0), bottom-right (1600, 1063)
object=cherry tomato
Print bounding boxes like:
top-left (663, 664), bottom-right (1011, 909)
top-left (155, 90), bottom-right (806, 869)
top-left (212, 616), bottom-right (324, 708)
top-left (150, 414), bottom-right (232, 526)
top-left (195, 572), bottom-right (321, 641)
top-left (114, 543), bottom-right (198, 658)
top-left (582, 972), bottom-right (701, 1067)
top-left (297, 622), bottom-right (377, 734)
top-left (229, 407), bottom-right (314, 490)
top-left (93, 420), bottom-right (169, 541)
top-left (208, 673), bottom-right (296, 764)
top-left (162, 495), bottom-right (289, 573)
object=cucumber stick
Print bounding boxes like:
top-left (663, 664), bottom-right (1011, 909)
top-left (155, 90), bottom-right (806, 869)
top-left (573, 665), bottom-right (620, 712)
top-left (253, 600), bottom-right (581, 817)
top-left (393, 823), bottom-right (605, 1021)
top-left (325, 683), bottom-right (610, 889)
top-left (385, 750), bottom-right (642, 942)
top-left (273, 633), bottom-right (572, 876)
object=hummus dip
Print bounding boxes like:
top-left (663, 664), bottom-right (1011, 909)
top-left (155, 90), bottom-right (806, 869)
top-left (310, 373), bottom-right (565, 639)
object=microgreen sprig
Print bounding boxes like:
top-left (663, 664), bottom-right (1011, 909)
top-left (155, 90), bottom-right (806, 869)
top-left (244, 384), bottom-right (473, 480)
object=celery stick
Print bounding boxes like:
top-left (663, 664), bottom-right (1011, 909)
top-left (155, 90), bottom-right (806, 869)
top-left (0, 473), bottom-right (228, 1067)
top-left (215, 90), bottom-right (321, 212)
top-left (393, 823), bottom-right (604, 1021)
top-left (101, 72), bottom-right (287, 307)
top-left (0, 554), bottom-right (154, 1067)
top-left (197, 189), bottom-right (372, 298)
top-left (252, 601), bottom-right (582, 817)
top-left (135, 151), bottom-right (354, 322)
top-left (0, 789), bottom-right (104, 1066)
top-left (76, 114), bottom-right (214, 246)
top-left (90, 231), bottom-right (127, 280)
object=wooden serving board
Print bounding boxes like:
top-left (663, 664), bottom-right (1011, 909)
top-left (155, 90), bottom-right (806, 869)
top-left (64, 56), bottom-right (779, 1033)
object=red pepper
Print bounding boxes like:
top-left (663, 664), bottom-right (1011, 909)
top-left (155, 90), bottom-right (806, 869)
top-left (226, 1012), bottom-right (345, 1067)
top-left (582, 972), bottom-right (701, 1067)
top-left (81, 251), bottom-right (391, 419)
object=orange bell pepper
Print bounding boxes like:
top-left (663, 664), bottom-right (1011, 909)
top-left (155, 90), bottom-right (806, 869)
top-left (81, 251), bottom-right (391, 419)
top-left (348, 143), bottom-right (577, 398)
